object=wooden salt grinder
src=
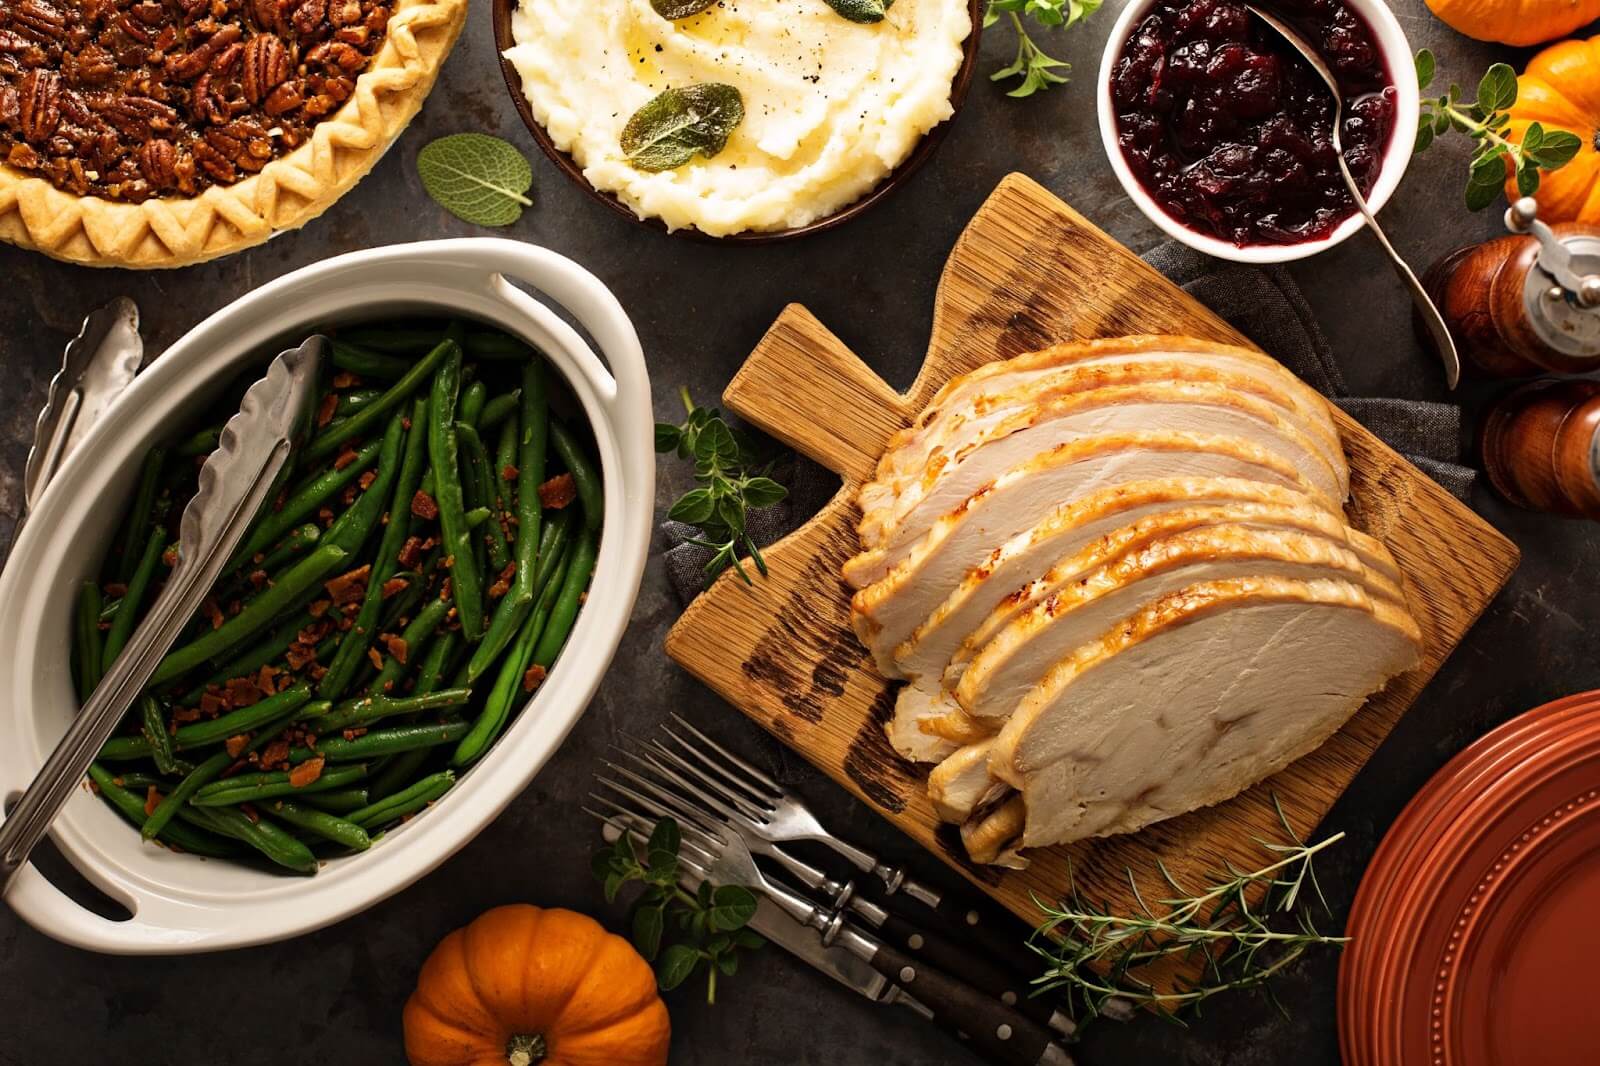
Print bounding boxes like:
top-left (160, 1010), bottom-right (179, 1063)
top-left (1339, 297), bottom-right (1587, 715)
top-left (1424, 198), bottom-right (1600, 377)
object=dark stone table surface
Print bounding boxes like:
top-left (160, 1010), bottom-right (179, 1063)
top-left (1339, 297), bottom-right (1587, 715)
top-left (2, 2), bottom-right (1596, 1063)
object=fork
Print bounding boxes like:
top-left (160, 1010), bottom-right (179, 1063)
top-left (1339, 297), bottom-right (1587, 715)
top-left (590, 796), bottom-right (1074, 1066)
top-left (603, 745), bottom-right (1078, 1039)
top-left (657, 713), bottom-right (1042, 976)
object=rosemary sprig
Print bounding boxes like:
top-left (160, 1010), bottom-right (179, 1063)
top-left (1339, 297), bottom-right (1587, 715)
top-left (655, 388), bottom-right (786, 586)
top-left (1413, 50), bottom-right (1582, 211)
top-left (984, 0), bottom-right (1100, 99)
top-left (1028, 798), bottom-right (1348, 1022)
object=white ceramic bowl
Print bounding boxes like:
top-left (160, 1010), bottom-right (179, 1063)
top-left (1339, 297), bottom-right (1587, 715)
top-left (0, 240), bottom-right (654, 953)
top-left (1096, 0), bottom-right (1419, 264)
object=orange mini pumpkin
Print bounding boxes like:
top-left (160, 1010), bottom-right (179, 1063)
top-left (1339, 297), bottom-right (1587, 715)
top-left (403, 905), bottom-right (671, 1066)
top-left (1426, 0), bottom-right (1600, 47)
top-left (1505, 36), bottom-right (1600, 223)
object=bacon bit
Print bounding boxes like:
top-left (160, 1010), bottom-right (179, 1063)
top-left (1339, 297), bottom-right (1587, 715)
top-left (411, 490), bottom-right (439, 520)
top-left (488, 561), bottom-right (516, 600)
top-left (332, 371), bottom-right (359, 389)
top-left (340, 485), bottom-right (359, 506)
top-left (199, 691), bottom-right (225, 717)
top-left (441, 554), bottom-right (454, 570)
top-left (333, 444), bottom-right (361, 471)
top-left (325, 565), bottom-right (372, 605)
top-left (285, 643), bottom-right (317, 670)
top-left (104, 582), bottom-right (128, 598)
top-left (397, 536), bottom-right (423, 568)
top-left (309, 664), bottom-right (328, 682)
top-left (501, 463), bottom-right (519, 483)
top-left (358, 470), bottom-right (376, 490)
top-left (288, 757), bottom-right (325, 789)
top-left (226, 677), bottom-right (264, 708)
top-left (367, 647), bottom-right (384, 671)
top-left (87, 779), bottom-right (101, 795)
top-left (144, 786), bottom-right (162, 816)
top-left (248, 569), bottom-right (269, 589)
top-left (318, 506), bottom-right (336, 526)
top-left (342, 727), bottom-right (368, 741)
top-left (384, 635), bottom-right (408, 665)
top-left (259, 739), bottom-right (291, 770)
top-left (439, 577), bottom-right (452, 602)
top-left (308, 599), bottom-right (332, 619)
top-left (538, 473), bottom-right (577, 510)
top-left (401, 417), bottom-right (412, 430)
top-left (173, 706), bottom-right (202, 724)
top-left (522, 664), bottom-right (547, 693)
top-left (225, 734), bottom-right (250, 757)
top-left (256, 664), bottom-right (278, 691)
top-left (381, 577), bottom-right (409, 599)
top-left (316, 393), bottom-right (338, 428)
top-left (240, 803), bottom-right (261, 824)
top-left (202, 598), bottom-right (225, 630)
top-left (162, 546), bottom-right (179, 567)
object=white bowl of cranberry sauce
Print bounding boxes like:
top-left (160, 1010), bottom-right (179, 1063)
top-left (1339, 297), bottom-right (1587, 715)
top-left (1098, 0), bottom-right (1419, 264)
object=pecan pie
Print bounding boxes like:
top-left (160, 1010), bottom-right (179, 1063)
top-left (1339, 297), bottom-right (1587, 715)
top-left (0, 0), bottom-right (466, 267)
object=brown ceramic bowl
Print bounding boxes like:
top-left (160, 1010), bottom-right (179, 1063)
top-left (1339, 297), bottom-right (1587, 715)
top-left (490, 0), bottom-right (982, 244)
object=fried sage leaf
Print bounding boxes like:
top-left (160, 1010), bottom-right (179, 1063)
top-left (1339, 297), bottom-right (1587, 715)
top-left (652, 0), bottom-right (717, 18)
top-left (825, 0), bottom-right (892, 23)
top-left (621, 84), bottom-right (744, 172)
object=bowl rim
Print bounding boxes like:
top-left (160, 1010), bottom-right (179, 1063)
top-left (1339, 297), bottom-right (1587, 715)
top-left (0, 239), bottom-right (654, 954)
top-left (490, 0), bottom-right (984, 244)
top-left (1095, 0), bottom-right (1421, 265)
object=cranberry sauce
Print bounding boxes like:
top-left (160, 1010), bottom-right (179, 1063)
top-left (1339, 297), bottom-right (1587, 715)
top-left (1111, 0), bottom-right (1396, 247)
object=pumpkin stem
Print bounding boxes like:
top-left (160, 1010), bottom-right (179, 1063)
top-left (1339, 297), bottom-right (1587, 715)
top-left (505, 1034), bottom-right (547, 1066)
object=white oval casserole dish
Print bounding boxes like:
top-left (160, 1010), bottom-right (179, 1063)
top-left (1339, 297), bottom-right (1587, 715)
top-left (0, 239), bottom-right (654, 953)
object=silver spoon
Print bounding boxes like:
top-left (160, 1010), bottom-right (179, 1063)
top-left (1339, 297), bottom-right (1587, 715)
top-left (1245, 3), bottom-right (1462, 389)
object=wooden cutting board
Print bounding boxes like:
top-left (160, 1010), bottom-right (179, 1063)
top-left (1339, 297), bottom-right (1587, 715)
top-left (664, 173), bottom-right (1520, 930)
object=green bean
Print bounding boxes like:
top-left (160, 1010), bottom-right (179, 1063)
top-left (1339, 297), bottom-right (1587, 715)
top-left (104, 770), bottom-right (167, 790)
top-left (251, 523), bottom-right (322, 575)
top-left (306, 338), bottom-right (453, 462)
top-left (367, 751), bottom-right (430, 802)
top-left (141, 696), bottom-right (180, 775)
top-left (191, 762), bottom-right (368, 806)
top-left (457, 422), bottom-right (509, 573)
top-left (428, 343), bottom-right (484, 639)
top-left (173, 427), bottom-right (220, 458)
top-left (179, 805), bottom-right (316, 874)
top-left (310, 687), bottom-right (471, 734)
top-left (266, 800), bottom-right (370, 851)
top-left (294, 719), bottom-right (470, 762)
top-left (75, 580), bottom-right (104, 700)
top-left (325, 410), bottom-right (405, 556)
top-left (178, 609), bottom-right (331, 706)
top-left (142, 751), bottom-right (230, 841)
top-left (338, 325), bottom-right (447, 353)
top-left (334, 389), bottom-right (384, 417)
top-left (465, 331), bottom-right (533, 360)
top-left (88, 764), bottom-right (242, 859)
top-left (413, 631), bottom-right (460, 697)
top-left (348, 771), bottom-right (455, 830)
top-left (319, 397), bottom-right (431, 700)
top-left (549, 421), bottom-right (603, 531)
top-left (460, 380), bottom-right (488, 428)
top-left (465, 506), bottom-right (491, 529)
top-left (111, 446), bottom-right (167, 583)
top-left (102, 528), bottom-right (168, 673)
top-left (151, 546), bottom-right (349, 686)
top-left (332, 341), bottom-right (410, 380)
top-left (533, 525), bottom-right (599, 669)
top-left (364, 597), bottom-right (453, 697)
top-left (494, 417), bottom-right (518, 509)
top-left (304, 788), bottom-right (368, 814)
top-left (100, 683), bottom-right (315, 759)
top-left (479, 389), bottom-right (522, 431)
top-left (234, 437), bottom-right (380, 564)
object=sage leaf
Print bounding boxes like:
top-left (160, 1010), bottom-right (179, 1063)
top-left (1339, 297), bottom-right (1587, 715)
top-left (622, 84), bottom-right (744, 171)
top-left (825, 0), bottom-right (892, 23)
top-left (416, 134), bottom-right (533, 227)
top-left (652, 0), bottom-right (716, 16)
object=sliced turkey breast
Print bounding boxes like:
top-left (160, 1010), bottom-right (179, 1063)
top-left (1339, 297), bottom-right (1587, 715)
top-left (844, 429), bottom-right (1320, 601)
top-left (960, 794), bottom-right (1028, 867)
top-left (869, 338), bottom-right (1341, 524)
top-left (988, 577), bottom-right (1422, 848)
top-left (886, 681), bottom-right (995, 763)
top-left (878, 478), bottom-right (1404, 686)
top-left (955, 525), bottom-right (1402, 720)
top-left (856, 382), bottom-right (1347, 555)
top-left (927, 739), bottom-right (1009, 822)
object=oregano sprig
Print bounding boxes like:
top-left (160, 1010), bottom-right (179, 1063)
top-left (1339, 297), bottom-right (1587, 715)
top-left (656, 388), bottom-right (786, 586)
top-left (593, 816), bottom-right (764, 1004)
top-left (984, 0), bottom-right (1100, 99)
top-left (1413, 50), bottom-right (1582, 212)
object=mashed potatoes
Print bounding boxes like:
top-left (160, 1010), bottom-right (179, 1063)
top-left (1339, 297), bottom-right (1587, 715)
top-left (506, 0), bottom-right (971, 235)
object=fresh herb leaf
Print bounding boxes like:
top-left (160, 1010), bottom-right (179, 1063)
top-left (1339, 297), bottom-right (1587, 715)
top-left (656, 944), bottom-right (700, 991)
top-left (634, 904), bottom-right (666, 961)
top-left (1414, 52), bottom-right (1581, 213)
top-left (416, 134), bottom-right (533, 227)
top-left (825, 0), bottom-right (892, 23)
top-left (656, 388), bottom-right (786, 586)
top-left (622, 84), bottom-right (744, 172)
top-left (652, 0), bottom-right (716, 17)
top-left (985, 0), bottom-right (1099, 98)
top-left (707, 884), bottom-right (758, 932)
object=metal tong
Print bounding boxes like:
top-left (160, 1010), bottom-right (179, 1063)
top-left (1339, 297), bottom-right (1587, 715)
top-left (0, 337), bottom-right (326, 893)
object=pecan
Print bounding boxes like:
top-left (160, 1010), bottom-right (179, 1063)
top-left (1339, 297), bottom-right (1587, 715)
top-left (263, 80), bottom-right (302, 116)
top-left (211, 40), bottom-right (243, 76)
top-left (191, 136), bottom-right (236, 182)
top-left (12, 1), bottom-right (68, 46)
top-left (192, 73), bottom-right (229, 125)
top-left (248, 0), bottom-right (288, 34)
top-left (99, 95), bottom-right (180, 140)
top-left (17, 70), bottom-right (61, 142)
top-left (241, 34), bottom-right (290, 105)
top-left (329, 0), bottom-right (363, 26)
top-left (306, 40), bottom-right (366, 74)
top-left (0, 84), bottom-right (18, 128)
top-left (66, 43), bottom-right (118, 86)
top-left (165, 23), bottom-right (241, 81)
top-left (291, 0), bottom-right (328, 37)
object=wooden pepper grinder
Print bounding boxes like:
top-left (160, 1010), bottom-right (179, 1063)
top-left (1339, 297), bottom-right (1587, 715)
top-left (1424, 197), bottom-right (1600, 377)
top-left (1480, 379), bottom-right (1600, 518)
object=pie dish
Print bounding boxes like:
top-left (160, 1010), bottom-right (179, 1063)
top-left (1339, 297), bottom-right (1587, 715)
top-left (0, 0), bottom-right (467, 269)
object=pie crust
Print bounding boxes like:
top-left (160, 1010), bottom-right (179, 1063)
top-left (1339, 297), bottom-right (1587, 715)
top-left (0, 0), bottom-right (467, 269)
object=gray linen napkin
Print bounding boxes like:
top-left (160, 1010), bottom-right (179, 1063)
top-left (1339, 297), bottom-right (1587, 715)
top-left (664, 242), bottom-right (1476, 601)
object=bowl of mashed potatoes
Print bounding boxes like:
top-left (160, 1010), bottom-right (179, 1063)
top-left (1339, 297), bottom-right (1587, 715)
top-left (493, 0), bottom-right (979, 240)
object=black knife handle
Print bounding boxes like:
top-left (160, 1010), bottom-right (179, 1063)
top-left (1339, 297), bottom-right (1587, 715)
top-left (870, 941), bottom-right (1071, 1066)
top-left (884, 878), bottom-right (1045, 983)
top-left (879, 911), bottom-right (1070, 1037)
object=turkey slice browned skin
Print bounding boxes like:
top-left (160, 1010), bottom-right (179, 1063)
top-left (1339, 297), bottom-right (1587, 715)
top-left (988, 577), bottom-right (1422, 848)
top-left (955, 525), bottom-right (1404, 720)
top-left (887, 682), bottom-right (995, 764)
top-left (856, 381), bottom-right (1347, 559)
top-left (926, 738), bottom-right (1009, 822)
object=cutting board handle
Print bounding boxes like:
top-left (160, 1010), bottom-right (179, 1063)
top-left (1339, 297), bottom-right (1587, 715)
top-left (724, 305), bottom-right (913, 483)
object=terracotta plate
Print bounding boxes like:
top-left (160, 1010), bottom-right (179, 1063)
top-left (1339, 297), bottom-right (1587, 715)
top-left (1339, 692), bottom-right (1600, 1066)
